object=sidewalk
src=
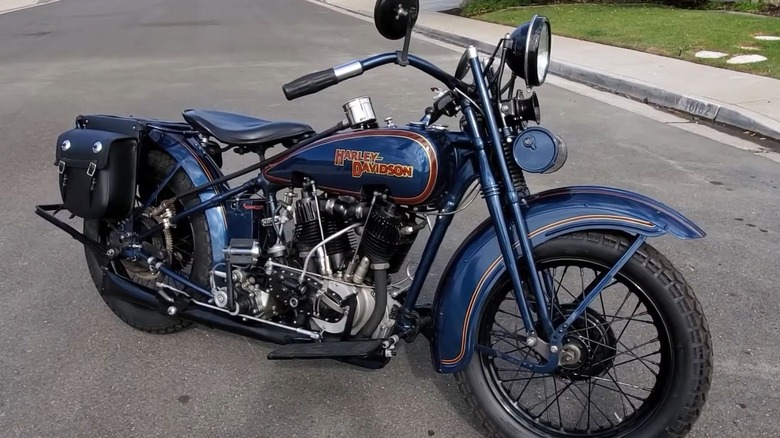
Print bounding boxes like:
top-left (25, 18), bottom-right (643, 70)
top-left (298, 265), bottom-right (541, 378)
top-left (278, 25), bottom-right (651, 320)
top-left (319, 0), bottom-right (780, 140)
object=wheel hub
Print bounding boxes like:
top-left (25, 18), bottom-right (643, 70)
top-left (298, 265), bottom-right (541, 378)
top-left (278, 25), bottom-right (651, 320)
top-left (113, 215), bottom-right (171, 280)
top-left (551, 304), bottom-right (618, 380)
top-left (559, 341), bottom-right (584, 370)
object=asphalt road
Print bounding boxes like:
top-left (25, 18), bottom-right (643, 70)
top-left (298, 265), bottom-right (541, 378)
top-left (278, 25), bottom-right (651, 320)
top-left (1, 0), bottom-right (779, 437)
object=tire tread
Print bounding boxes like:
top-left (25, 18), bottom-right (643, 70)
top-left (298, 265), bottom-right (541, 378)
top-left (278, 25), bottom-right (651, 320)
top-left (456, 231), bottom-right (713, 438)
top-left (86, 149), bottom-right (213, 335)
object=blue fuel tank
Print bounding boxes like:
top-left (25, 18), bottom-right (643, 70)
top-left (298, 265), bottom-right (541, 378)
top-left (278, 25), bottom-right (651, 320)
top-left (263, 128), bottom-right (447, 206)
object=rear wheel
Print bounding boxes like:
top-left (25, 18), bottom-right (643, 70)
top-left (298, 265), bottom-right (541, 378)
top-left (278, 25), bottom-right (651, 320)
top-left (84, 150), bottom-right (213, 334)
top-left (456, 231), bottom-right (712, 437)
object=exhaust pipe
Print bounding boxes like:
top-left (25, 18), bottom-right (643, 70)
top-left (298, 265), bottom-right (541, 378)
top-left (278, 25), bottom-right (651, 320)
top-left (101, 270), bottom-right (161, 310)
top-left (101, 271), bottom-right (304, 345)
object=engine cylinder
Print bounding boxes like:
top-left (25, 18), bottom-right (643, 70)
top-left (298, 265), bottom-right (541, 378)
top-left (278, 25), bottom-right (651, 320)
top-left (293, 196), bottom-right (321, 254)
top-left (360, 204), bottom-right (417, 273)
top-left (294, 193), bottom-right (353, 270)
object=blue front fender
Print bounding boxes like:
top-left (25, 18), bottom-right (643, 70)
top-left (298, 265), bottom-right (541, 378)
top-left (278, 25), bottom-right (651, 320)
top-left (431, 185), bottom-right (704, 373)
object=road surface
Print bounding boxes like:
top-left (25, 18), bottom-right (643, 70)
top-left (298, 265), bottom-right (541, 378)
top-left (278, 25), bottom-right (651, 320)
top-left (1, 0), bottom-right (778, 437)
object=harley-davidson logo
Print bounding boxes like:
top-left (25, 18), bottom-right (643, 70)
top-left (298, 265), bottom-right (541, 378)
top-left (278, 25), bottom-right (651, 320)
top-left (334, 149), bottom-right (413, 178)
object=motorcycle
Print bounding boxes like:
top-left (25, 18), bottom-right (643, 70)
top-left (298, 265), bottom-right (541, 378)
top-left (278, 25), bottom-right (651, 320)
top-left (36, 1), bottom-right (713, 436)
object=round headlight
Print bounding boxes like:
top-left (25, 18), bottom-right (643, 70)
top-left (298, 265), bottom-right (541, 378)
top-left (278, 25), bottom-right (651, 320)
top-left (505, 15), bottom-right (552, 88)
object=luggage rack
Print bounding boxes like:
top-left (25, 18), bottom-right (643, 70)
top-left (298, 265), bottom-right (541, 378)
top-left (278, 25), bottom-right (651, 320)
top-left (35, 204), bottom-right (110, 261)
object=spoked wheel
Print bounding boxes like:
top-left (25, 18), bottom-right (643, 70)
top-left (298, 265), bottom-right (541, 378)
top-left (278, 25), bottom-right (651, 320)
top-left (456, 231), bottom-right (712, 438)
top-left (83, 150), bottom-right (213, 333)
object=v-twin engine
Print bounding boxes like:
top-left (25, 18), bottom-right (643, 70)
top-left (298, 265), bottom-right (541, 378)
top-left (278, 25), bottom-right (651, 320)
top-left (209, 180), bottom-right (423, 341)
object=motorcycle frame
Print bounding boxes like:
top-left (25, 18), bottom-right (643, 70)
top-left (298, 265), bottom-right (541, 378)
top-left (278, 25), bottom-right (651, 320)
top-left (36, 47), bottom-right (704, 375)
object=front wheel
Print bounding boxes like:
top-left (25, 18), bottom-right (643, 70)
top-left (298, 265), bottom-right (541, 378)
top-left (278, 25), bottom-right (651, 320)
top-left (456, 231), bottom-right (712, 438)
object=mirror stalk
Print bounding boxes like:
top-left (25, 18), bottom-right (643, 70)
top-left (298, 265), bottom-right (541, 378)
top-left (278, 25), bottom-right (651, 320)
top-left (395, 6), bottom-right (417, 66)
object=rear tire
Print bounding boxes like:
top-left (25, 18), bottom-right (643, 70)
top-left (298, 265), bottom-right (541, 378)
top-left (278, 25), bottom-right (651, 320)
top-left (84, 150), bottom-right (214, 334)
top-left (455, 231), bottom-right (712, 437)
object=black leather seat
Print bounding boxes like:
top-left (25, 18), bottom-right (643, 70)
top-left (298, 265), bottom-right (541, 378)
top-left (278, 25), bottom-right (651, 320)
top-left (182, 109), bottom-right (314, 146)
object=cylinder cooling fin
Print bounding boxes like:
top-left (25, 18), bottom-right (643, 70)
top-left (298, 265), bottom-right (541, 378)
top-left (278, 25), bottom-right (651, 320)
top-left (293, 191), bottom-right (353, 271)
top-left (359, 204), bottom-right (419, 273)
top-left (293, 194), bottom-right (321, 254)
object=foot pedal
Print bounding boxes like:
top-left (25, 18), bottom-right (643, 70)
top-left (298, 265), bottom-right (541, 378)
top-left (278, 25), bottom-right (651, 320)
top-left (267, 340), bottom-right (383, 360)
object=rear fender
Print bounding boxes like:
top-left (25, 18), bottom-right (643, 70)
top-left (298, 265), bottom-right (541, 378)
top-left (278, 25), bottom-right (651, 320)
top-left (431, 185), bottom-right (704, 373)
top-left (146, 130), bottom-right (230, 264)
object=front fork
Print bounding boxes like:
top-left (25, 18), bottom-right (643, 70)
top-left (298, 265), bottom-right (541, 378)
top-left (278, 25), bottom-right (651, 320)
top-left (462, 47), bottom-right (646, 373)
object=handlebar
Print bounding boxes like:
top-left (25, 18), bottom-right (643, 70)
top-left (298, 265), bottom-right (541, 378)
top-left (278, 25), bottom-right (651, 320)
top-left (281, 53), bottom-right (466, 101)
top-left (282, 68), bottom-right (339, 100)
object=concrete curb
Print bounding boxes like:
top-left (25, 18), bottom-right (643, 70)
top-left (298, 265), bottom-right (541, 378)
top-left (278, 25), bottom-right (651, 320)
top-left (414, 24), bottom-right (780, 141)
top-left (315, 0), bottom-right (780, 141)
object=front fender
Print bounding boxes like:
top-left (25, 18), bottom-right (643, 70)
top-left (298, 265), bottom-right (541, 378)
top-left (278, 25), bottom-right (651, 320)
top-left (431, 185), bottom-right (704, 373)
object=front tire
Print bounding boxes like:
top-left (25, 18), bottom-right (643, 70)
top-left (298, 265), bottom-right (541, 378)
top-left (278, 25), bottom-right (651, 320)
top-left (456, 231), bottom-right (712, 437)
top-left (84, 150), bottom-right (214, 334)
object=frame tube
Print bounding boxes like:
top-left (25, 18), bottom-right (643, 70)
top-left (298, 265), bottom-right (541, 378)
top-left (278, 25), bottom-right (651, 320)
top-left (137, 179), bottom-right (259, 242)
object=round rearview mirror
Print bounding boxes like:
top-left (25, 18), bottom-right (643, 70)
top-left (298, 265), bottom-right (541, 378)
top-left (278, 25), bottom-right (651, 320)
top-left (374, 0), bottom-right (419, 40)
top-left (505, 15), bottom-right (552, 88)
top-left (454, 51), bottom-right (494, 85)
top-left (454, 50), bottom-right (471, 80)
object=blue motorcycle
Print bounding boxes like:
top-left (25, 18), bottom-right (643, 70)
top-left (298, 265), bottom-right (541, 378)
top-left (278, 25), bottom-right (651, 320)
top-left (37, 1), bottom-right (712, 436)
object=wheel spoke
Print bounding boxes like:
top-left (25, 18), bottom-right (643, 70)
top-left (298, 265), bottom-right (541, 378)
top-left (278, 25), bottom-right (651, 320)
top-left (602, 310), bottom-right (651, 319)
top-left (490, 334), bottom-right (525, 354)
top-left (570, 379), bottom-right (615, 427)
top-left (590, 381), bottom-right (649, 402)
top-left (498, 347), bottom-right (535, 394)
top-left (492, 321), bottom-right (525, 351)
top-left (512, 361), bottom-right (539, 405)
top-left (587, 377), bottom-right (594, 430)
top-left (573, 382), bottom-right (589, 430)
top-left (550, 270), bottom-right (579, 301)
top-left (582, 374), bottom-right (653, 392)
top-left (614, 338), bottom-right (660, 376)
top-left (552, 375), bottom-right (564, 427)
top-left (529, 378), bottom-right (574, 419)
top-left (611, 350), bottom-right (661, 369)
top-left (610, 365), bottom-right (633, 417)
top-left (551, 266), bottom-right (568, 316)
top-left (587, 337), bottom-right (660, 369)
top-left (500, 374), bottom-right (548, 383)
top-left (481, 256), bottom-right (673, 435)
top-left (496, 308), bottom-right (522, 319)
top-left (614, 300), bottom-right (643, 344)
top-left (609, 289), bottom-right (633, 327)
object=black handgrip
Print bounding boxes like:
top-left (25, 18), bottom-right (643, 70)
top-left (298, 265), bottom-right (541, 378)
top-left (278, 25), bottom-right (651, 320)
top-left (282, 68), bottom-right (338, 101)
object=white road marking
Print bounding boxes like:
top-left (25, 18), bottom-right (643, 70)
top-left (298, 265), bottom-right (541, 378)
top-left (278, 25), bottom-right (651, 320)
top-left (0, 0), bottom-right (60, 16)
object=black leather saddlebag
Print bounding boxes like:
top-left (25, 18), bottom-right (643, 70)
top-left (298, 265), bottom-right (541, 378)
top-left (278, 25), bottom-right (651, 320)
top-left (55, 128), bottom-right (139, 220)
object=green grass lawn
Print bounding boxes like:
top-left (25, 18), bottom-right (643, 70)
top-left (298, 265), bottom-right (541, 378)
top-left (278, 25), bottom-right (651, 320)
top-left (475, 4), bottom-right (780, 78)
